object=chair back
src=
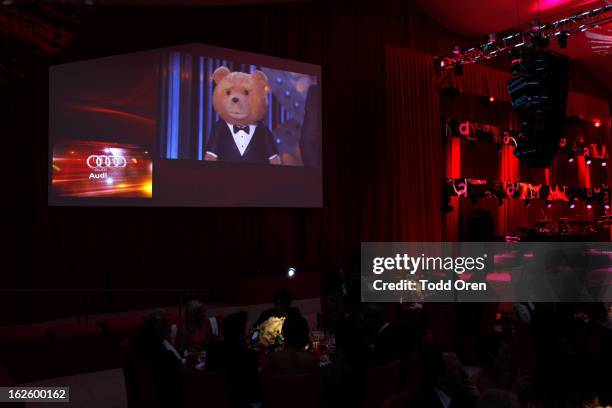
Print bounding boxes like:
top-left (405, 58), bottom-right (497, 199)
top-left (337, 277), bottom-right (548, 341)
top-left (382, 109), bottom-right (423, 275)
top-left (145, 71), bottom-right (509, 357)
top-left (365, 360), bottom-right (402, 408)
top-left (121, 340), bottom-right (159, 408)
top-left (181, 369), bottom-right (228, 408)
top-left (263, 371), bottom-right (322, 408)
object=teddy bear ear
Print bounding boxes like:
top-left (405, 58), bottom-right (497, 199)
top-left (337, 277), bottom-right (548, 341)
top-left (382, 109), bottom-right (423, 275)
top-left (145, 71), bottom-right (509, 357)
top-left (252, 70), bottom-right (269, 85)
top-left (212, 66), bottom-right (230, 84)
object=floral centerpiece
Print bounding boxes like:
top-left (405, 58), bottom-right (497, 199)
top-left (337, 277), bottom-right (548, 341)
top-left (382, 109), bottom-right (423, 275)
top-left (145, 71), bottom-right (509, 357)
top-left (258, 316), bottom-right (285, 348)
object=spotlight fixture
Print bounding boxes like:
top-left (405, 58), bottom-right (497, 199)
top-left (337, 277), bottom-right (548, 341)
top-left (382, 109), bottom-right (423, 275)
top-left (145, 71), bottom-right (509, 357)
top-left (568, 156), bottom-right (575, 163)
top-left (556, 30), bottom-right (569, 48)
top-left (531, 34), bottom-right (550, 49)
top-left (594, 120), bottom-right (601, 128)
top-left (586, 201), bottom-right (593, 209)
top-left (481, 95), bottom-right (494, 106)
top-left (586, 156), bottom-right (592, 165)
top-left (569, 201), bottom-right (576, 209)
top-left (545, 200), bottom-right (553, 208)
top-left (436, 5), bottom-right (612, 72)
top-left (605, 204), bottom-right (610, 210)
top-left (602, 160), bottom-right (607, 167)
top-left (287, 267), bottom-right (296, 278)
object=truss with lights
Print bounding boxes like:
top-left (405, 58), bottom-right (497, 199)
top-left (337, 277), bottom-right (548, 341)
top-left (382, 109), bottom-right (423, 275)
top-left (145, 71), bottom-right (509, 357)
top-left (435, 4), bottom-right (612, 71)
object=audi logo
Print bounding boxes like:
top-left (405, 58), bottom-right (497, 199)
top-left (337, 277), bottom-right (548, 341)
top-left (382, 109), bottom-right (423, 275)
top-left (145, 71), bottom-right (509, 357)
top-left (87, 155), bottom-right (127, 169)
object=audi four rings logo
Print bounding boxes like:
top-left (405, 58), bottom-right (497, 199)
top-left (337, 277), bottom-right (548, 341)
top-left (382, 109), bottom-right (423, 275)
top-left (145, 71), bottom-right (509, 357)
top-left (87, 155), bottom-right (127, 169)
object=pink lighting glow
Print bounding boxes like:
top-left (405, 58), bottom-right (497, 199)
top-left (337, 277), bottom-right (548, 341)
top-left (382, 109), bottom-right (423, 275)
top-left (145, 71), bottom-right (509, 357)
top-left (486, 272), bottom-right (512, 283)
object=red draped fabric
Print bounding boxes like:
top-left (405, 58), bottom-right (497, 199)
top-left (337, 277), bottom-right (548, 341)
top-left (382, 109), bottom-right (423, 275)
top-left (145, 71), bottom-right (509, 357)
top-left (386, 44), bottom-right (611, 241)
top-left (384, 46), bottom-right (443, 241)
top-left (448, 63), bottom-right (612, 124)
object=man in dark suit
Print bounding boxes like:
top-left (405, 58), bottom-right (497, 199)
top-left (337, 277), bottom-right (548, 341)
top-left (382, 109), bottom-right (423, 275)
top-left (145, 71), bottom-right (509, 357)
top-left (413, 348), bottom-right (479, 408)
top-left (361, 303), bottom-right (414, 366)
top-left (204, 120), bottom-right (279, 164)
top-left (255, 290), bottom-right (302, 327)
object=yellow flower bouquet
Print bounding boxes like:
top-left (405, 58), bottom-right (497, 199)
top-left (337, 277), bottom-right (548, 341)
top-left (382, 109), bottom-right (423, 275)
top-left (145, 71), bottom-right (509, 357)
top-left (258, 316), bottom-right (285, 348)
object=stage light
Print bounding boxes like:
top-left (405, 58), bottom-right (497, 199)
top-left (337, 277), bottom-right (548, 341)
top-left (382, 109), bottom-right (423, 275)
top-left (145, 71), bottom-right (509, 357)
top-left (287, 267), bottom-right (296, 278)
top-left (586, 201), bottom-right (593, 209)
top-left (586, 156), bottom-right (592, 165)
top-left (605, 204), bottom-right (610, 210)
top-left (481, 95), bottom-right (494, 106)
top-left (568, 156), bottom-right (575, 163)
top-left (594, 120), bottom-right (601, 128)
top-left (532, 35), bottom-right (550, 49)
top-left (545, 200), bottom-right (553, 208)
top-left (569, 201), bottom-right (576, 209)
top-left (524, 199), bottom-right (531, 207)
top-left (556, 30), bottom-right (569, 48)
top-left (602, 160), bottom-right (607, 167)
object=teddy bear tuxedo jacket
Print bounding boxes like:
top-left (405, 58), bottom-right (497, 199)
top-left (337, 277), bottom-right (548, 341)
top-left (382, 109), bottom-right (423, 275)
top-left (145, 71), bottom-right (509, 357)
top-left (205, 120), bottom-right (279, 164)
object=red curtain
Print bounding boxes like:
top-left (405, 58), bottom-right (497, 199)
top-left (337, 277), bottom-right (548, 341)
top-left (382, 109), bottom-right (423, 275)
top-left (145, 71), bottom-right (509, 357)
top-left (386, 45), bottom-right (612, 241)
top-left (384, 46), bottom-right (443, 241)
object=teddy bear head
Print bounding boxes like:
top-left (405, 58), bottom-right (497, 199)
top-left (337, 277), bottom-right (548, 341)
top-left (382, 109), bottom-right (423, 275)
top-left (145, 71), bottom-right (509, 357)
top-left (212, 66), bottom-right (269, 127)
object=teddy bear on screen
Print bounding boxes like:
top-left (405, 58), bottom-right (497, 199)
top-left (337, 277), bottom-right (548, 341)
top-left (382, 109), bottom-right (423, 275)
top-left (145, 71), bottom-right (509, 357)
top-left (204, 66), bottom-right (280, 165)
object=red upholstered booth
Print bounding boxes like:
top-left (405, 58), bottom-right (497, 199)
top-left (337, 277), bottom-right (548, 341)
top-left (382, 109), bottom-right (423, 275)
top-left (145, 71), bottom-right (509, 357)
top-left (96, 316), bottom-right (143, 340)
top-left (0, 315), bottom-right (166, 383)
top-left (0, 325), bottom-right (52, 383)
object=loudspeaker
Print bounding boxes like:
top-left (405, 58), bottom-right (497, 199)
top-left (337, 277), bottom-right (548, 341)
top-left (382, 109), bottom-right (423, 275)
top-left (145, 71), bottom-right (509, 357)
top-left (508, 50), bottom-right (570, 168)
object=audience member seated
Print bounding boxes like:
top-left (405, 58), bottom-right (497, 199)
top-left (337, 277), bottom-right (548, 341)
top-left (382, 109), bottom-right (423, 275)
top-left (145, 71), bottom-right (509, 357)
top-left (330, 316), bottom-right (369, 407)
top-left (176, 300), bottom-right (207, 353)
top-left (255, 290), bottom-right (302, 327)
top-left (413, 347), bottom-right (479, 408)
top-left (470, 332), bottom-right (531, 399)
top-left (475, 390), bottom-right (521, 408)
top-left (205, 311), bottom-right (259, 408)
top-left (266, 315), bottom-right (319, 375)
top-left (361, 303), bottom-right (412, 366)
top-left (584, 302), bottom-right (612, 348)
top-left (131, 312), bottom-right (184, 408)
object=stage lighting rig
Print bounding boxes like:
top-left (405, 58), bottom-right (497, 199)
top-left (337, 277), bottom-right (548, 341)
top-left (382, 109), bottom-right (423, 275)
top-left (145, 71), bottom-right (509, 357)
top-left (434, 4), bottom-right (612, 71)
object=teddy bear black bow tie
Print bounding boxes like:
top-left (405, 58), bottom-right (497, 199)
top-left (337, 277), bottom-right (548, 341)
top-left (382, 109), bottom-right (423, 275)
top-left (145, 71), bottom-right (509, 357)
top-left (233, 125), bottom-right (250, 134)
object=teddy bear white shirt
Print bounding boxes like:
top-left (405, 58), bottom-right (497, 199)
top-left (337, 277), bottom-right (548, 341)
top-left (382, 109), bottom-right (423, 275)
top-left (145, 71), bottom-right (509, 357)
top-left (227, 122), bottom-right (256, 156)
